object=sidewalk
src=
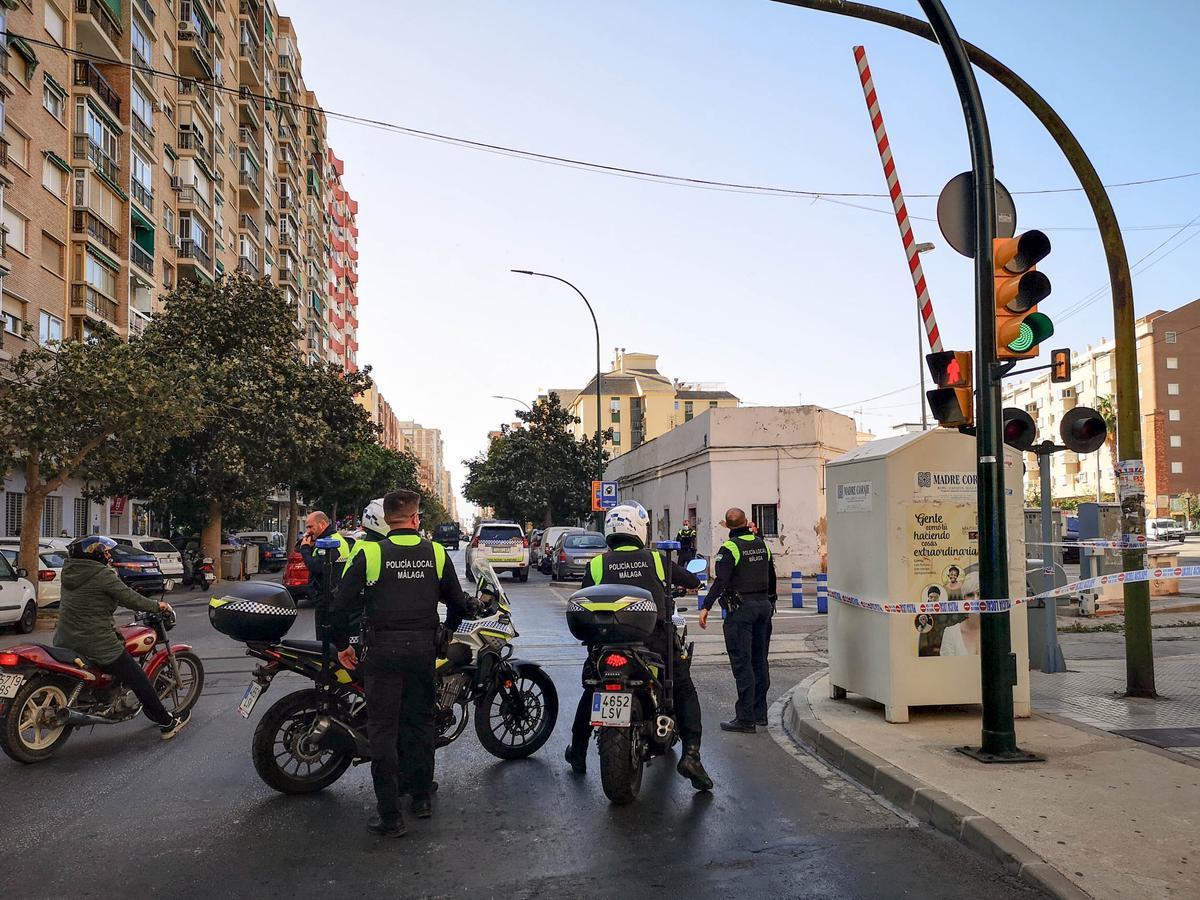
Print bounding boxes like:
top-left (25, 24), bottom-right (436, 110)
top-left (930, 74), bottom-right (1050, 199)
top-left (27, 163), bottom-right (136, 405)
top-left (785, 625), bottom-right (1200, 899)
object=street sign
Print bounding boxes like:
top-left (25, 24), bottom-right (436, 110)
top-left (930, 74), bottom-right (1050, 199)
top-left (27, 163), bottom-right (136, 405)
top-left (591, 480), bottom-right (618, 512)
top-left (937, 172), bottom-right (1016, 257)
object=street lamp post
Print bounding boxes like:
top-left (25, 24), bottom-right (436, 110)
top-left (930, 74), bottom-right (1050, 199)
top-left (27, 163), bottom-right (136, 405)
top-left (491, 394), bottom-right (532, 412)
top-left (511, 270), bottom-right (604, 484)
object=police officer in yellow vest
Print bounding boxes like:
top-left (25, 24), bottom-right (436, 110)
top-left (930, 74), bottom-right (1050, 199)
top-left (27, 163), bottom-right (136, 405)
top-left (299, 510), bottom-right (351, 638)
top-left (564, 503), bottom-right (713, 791)
top-left (698, 507), bottom-right (777, 733)
top-left (330, 490), bottom-right (471, 838)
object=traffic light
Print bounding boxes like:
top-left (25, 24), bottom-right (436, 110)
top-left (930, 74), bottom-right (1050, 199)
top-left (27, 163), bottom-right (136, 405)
top-left (995, 230), bottom-right (1053, 359)
top-left (1002, 407), bottom-right (1037, 452)
top-left (1050, 348), bottom-right (1071, 383)
top-left (926, 350), bottom-right (973, 428)
top-left (1060, 406), bottom-right (1107, 453)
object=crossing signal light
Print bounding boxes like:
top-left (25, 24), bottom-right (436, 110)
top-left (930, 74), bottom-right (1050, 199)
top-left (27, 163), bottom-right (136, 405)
top-left (1050, 348), bottom-right (1071, 383)
top-left (926, 350), bottom-right (973, 428)
top-left (995, 230), bottom-right (1053, 359)
top-left (1060, 407), bottom-right (1107, 454)
top-left (1002, 407), bottom-right (1037, 452)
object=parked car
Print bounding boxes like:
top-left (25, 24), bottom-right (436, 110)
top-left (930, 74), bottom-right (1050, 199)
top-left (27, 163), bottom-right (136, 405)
top-left (1147, 518), bottom-right (1185, 543)
top-left (0, 541), bottom-right (66, 607)
top-left (110, 535), bottom-right (185, 589)
top-left (0, 551), bottom-right (38, 633)
top-left (529, 529), bottom-right (545, 566)
top-left (1062, 516), bottom-right (1080, 565)
top-left (466, 522), bottom-right (530, 582)
top-left (432, 522), bottom-right (462, 551)
top-left (233, 531), bottom-right (289, 573)
top-left (282, 550), bottom-right (312, 605)
top-left (552, 531), bottom-right (607, 581)
top-left (108, 543), bottom-right (166, 596)
top-left (537, 526), bottom-right (586, 574)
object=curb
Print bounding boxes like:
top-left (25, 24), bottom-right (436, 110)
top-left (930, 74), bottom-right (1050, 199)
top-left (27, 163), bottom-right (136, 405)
top-left (782, 680), bottom-right (1090, 900)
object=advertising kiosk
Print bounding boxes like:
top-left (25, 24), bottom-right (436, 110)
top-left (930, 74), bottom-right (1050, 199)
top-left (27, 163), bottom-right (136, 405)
top-left (826, 429), bottom-right (1030, 723)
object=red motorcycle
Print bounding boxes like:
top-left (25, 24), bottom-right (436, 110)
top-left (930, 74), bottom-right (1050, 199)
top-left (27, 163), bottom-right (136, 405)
top-left (0, 610), bottom-right (204, 763)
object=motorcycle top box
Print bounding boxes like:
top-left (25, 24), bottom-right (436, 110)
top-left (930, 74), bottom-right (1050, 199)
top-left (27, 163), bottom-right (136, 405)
top-left (209, 581), bottom-right (298, 642)
top-left (566, 585), bottom-right (659, 644)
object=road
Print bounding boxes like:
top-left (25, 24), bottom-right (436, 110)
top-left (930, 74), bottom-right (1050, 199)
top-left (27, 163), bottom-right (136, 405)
top-left (0, 549), bottom-right (1041, 899)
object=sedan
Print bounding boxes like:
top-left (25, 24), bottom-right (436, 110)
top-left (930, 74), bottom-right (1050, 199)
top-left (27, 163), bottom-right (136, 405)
top-left (0, 543), bottom-right (66, 607)
top-left (0, 552), bottom-right (37, 633)
top-left (109, 544), bottom-right (166, 596)
top-left (552, 532), bottom-right (607, 581)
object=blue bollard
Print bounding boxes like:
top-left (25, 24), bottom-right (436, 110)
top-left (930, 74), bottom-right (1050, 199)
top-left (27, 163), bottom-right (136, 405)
top-left (791, 570), bottom-right (804, 608)
top-left (817, 573), bottom-right (828, 614)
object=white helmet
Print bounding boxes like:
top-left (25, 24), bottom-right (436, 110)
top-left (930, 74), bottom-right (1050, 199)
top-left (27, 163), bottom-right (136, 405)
top-left (604, 503), bottom-right (649, 546)
top-left (362, 498), bottom-right (388, 537)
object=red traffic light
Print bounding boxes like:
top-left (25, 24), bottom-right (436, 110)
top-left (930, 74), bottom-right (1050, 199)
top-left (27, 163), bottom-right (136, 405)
top-left (1002, 407), bottom-right (1037, 452)
top-left (1060, 406), bottom-right (1107, 454)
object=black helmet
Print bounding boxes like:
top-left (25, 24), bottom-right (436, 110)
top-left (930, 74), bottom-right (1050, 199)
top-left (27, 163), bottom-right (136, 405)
top-left (69, 535), bottom-right (118, 564)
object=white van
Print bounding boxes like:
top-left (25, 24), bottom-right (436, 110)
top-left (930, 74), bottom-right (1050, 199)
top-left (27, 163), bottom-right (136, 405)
top-left (1146, 518), bottom-right (1185, 543)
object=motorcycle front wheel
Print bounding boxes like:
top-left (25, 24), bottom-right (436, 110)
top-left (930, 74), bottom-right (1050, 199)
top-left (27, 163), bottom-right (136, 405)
top-left (252, 689), bottom-right (354, 794)
top-left (152, 650), bottom-right (205, 715)
top-left (473, 663), bottom-right (558, 760)
top-left (0, 676), bottom-right (74, 764)
top-left (598, 696), bottom-right (645, 806)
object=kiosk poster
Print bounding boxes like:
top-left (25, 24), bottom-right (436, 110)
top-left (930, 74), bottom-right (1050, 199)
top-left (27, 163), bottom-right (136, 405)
top-left (907, 503), bottom-right (982, 657)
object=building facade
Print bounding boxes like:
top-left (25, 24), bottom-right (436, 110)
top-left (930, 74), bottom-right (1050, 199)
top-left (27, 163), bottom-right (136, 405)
top-left (556, 350), bottom-right (739, 458)
top-left (604, 406), bottom-right (858, 576)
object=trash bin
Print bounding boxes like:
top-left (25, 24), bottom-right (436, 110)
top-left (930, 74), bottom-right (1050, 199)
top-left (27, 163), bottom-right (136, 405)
top-left (221, 545), bottom-right (244, 581)
top-left (243, 542), bottom-right (260, 576)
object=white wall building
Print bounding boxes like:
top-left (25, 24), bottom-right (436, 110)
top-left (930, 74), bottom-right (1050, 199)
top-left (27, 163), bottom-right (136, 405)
top-left (604, 406), bottom-right (858, 576)
top-left (2, 473), bottom-right (142, 540)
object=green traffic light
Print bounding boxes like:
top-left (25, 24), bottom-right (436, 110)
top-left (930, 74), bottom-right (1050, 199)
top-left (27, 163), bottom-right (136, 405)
top-left (1005, 312), bottom-right (1054, 353)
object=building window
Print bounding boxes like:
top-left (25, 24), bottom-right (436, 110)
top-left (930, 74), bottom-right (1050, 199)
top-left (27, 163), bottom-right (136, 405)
top-left (2, 205), bottom-right (27, 255)
top-left (85, 251), bottom-right (117, 297)
top-left (132, 22), bottom-right (152, 67)
top-left (73, 498), bottom-right (90, 537)
top-left (1167, 357), bottom-right (1179, 369)
top-left (39, 311), bottom-right (63, 345)
top-left (4, 492), bottom-right (23, 537)
top-left (610, 397), bottom-right (620, 424)
top-left (44, 3), bottom-right (66, 45)
top-left (1169, 409), bottom-right (1181, 422)
top-left (751, 504), bottom-right (779, 538)
top-left (42, 157), bottom-right (67, 198)
top-left (41, 232), bottom-right (64, 277)
top-left (2, 309), bottom-right (19, 335)
top-left (131, 149), bottom-right (153, 192)
top-left (1166, 331), bottom-right (1177, 344)
top-left (41, 496), bottom-right (63, 538)
top-left (611, 430), bottom-right (621, 446)
top-left (684, 401), bottom-right (694, 422)
top-left (1170, 435), bottom-right (1182, 448)
top-left (4, 123), bottom-right (28, 172)
top-left (132, 85), bottom-right (153, 131)
top-left (43, 78), bottom-right (66, 122)
top-left (1168, 383), bottom-right (1180, 396)
top-left (1171, 462), bottom-right (1183, 475)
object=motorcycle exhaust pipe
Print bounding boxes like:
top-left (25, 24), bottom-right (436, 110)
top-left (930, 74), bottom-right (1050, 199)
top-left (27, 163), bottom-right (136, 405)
top-left (65, 710), bottom-right (119, 727)
top-left (655, 715), bottom-right (675, 740)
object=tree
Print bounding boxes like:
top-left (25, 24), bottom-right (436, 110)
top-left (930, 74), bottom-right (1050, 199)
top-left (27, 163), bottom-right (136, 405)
top-left (0, 331), bottom-right (189, 584)
top-left (294, 440), bottom-right (422, 526)
top-left (463, 394), bottom-right (606, 527)
top-left (1095, 395), bottom-right (1118, 474)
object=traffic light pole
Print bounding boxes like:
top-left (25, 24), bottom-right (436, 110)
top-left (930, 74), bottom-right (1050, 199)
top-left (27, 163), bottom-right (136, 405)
top-left (1038, 445), bottom-right (1067, 674)
top-left (917, 0), bottom-right (1031, 761)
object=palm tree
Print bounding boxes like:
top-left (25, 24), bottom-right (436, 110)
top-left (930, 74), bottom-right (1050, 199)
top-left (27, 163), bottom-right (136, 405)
top-left (1095, 395), bottom-right (1118, 472)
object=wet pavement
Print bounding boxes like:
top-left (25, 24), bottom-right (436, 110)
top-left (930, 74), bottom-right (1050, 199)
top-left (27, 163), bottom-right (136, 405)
top-left (0, 550), bottom-right (1041, 898)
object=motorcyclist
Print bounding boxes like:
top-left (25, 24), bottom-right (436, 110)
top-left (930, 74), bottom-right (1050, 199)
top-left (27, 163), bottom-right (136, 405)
top-left (53, 536), bottom-right (190, 740)
top-left (564, 503), bottom-right (713, 791)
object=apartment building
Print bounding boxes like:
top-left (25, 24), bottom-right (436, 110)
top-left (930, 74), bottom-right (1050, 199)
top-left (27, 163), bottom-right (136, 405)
top-left (325, 147), bottom-right (357, 371)
top-left (355, 383), bottom-right (406, 454)
top-left (1001, 297), bottom-right (1200, 517)
top-left (555, 350), bottom-right (740, 458)
top-left (397, 419), bottom-right (457, 515)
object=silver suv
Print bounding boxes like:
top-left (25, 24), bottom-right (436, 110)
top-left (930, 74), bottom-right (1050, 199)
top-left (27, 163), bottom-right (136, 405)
top-left (466, 522), bottom-right (530, 582)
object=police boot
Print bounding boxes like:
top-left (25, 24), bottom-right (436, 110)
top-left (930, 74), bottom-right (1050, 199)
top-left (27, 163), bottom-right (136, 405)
top-left (676, 745), bottom-right (714, 791)
top-left (367, 815), bottom-right (407, 838)
top-left (565, 743), bottom-right (587, 774)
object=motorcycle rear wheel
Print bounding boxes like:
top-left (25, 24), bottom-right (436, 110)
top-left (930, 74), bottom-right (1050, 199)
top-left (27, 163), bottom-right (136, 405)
top-left (252, 689), bottom-right (354, 794)
top-left (474, 663), bottom-right (558, 760)
top-left (0, 676), bottom-right (74, 764)
top-left (598, 697), bottom-right (644, 805)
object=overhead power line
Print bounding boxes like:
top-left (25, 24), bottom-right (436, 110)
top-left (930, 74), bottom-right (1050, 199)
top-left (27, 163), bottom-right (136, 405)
top-left (10, 30), bottom-right (1200, 221)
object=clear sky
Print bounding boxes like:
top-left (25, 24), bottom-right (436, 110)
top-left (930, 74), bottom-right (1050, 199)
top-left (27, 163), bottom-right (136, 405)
top-left (282, 0), bottom-right (1199, 516)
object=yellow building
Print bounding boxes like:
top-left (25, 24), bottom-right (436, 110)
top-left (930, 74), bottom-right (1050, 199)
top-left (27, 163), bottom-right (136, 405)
top-left (553, 351), bottom-right (739, 457)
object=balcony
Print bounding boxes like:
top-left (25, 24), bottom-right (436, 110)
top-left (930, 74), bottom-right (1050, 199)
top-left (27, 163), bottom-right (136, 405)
top-left (131, 179), bottom-right (154, 213)
top-left (277, 231), bottom-right (295, 250)
top-left (238, 127), bottom-right (262, 162)
top-left (72, 283), bottom-right (119, 324)
top-left (128, 307), bottom-right (152, 337)
top-left (130, 240), bottom-right (154, 276)
top-left (72, 209), bottom-right (119, 254)
top-left (239, 168), bottom-right (262, 206)
top-left (177, 185), bottom-right (213, 221)
top-left (277, 266), bottom-right (299, 290)
top-left (73, 61), bottom-right (122, 118)
top-left (178, 78), bottom-right (213, 110)
top-left (177, 15), bottom-right (215, 80)
top-left (237, 256), bottom-right (259, 278)
top-left (73, 135), bottom-right (120, 185)
top-left (239, 37), bottom-right (262, 85)
top-left (74, 0), bottom-right (123, 61)
top-left (131, 115), bottom-right (154, 150)
top-left (176, 129), bottom-right (213, 168)
top-left (179, 239), bottom-right (213, 273)
top-left (238, 213), bottom-right (260, 241)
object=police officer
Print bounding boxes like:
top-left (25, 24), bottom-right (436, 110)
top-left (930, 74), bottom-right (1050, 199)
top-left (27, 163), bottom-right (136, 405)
top-left (300, 510), bottom-right (351, 638)
top-left (699, 507), bottom-right (777, 733)
top-left (676, 519), bottom-right (697, 566)
top-left (564, 503), bottom-right (714, 791)
top-left (331, 490), bottom-right (470, 837)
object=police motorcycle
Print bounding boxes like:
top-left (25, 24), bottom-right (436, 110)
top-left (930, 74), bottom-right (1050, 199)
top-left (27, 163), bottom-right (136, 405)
top-left (566, 556), bottom-right (708, 805)
top-left (209, 551), bottom-right (558, 795)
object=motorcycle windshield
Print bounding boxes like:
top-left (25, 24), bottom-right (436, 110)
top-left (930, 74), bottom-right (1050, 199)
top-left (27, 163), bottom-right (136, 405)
top-left (475, 561), bottom-right (507, 606)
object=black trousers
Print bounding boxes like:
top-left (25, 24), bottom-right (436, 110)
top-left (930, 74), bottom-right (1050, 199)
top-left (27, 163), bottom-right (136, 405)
top-left (97, 652), bottom-right (172, 726)
top-left (570, 637), bottom-right (703, 752)
top-left (363, 631), bottom-right (437, 822)
top-left (723, 598), bottom-right (773, 724)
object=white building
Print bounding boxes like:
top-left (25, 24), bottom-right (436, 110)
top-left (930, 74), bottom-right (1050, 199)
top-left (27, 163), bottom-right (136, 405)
top-left (604, 406), bottom-right (858, 576)
top-left (2, 473), bottom-right (142, 540)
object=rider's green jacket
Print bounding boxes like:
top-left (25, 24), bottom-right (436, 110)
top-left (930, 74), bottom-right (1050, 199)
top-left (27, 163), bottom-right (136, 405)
top-left (54, 559), bottom-right (162, 665)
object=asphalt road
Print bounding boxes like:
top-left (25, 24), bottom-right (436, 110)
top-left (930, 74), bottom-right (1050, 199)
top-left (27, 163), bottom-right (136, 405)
top-left (0, 550), bottom-right (1042, 899)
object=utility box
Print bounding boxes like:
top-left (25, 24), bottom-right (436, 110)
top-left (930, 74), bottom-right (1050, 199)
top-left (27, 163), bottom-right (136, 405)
top-left (1024, 507), bottom-right (1063, 566)
top-left (826, 429), bottom-right (1031, 723)
top-left (1077, 502), bottom-right (1123, 608)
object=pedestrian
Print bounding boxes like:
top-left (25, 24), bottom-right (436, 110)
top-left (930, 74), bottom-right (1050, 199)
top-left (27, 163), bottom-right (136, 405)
top-left (698, 507), bottom-right (777, 733)
top-left (299, 510), bottom-right (350, 638)
top-left (564, 503), bottom-right (714, 791)
top-left (676, 519), bottom-right (697, 566)
top-left (330, 490), bottom-right (472, 837)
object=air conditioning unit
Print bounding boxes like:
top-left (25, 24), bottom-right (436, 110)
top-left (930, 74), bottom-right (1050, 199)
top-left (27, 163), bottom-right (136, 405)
top-left (171, 235), bottom-right (182, 250)
top-left (170, 176), bottom-right (182, 191)
top-left (179, 22), bottom-right (198, 38)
